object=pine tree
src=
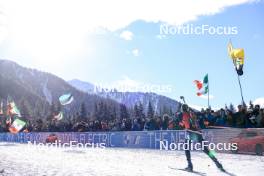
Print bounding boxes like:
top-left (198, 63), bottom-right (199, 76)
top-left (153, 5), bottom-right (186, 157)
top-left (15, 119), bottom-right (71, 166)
top-left (249, 100), bottom-right (254, 109)
top-left (229, 103), bottom-right (235, 112)
top-left (50, 102), bottom-right (56, 115)
top-left (80, 102), bottom-right (87, 119)
top-left (134, 104), bottom-right (139, 118)
top-left (55, 101), bottom-right (62, 113)
top-left (147, 102), bottom-right (154, 119)
top-left (20, 99), bottom-right (31, 118)
top-left (103, 103), bottom-right (108, 120)
top-left (138, 102), bottom-right (145, 119)
top-left (169, 107), bottom-right (173, 116)
top-left (110, 106), bottom-right (117, 120)
top-left (98, 101), bottom-right (104, 120)
top-left (93, 102), bottom-right (98, 119)
top-left (162, 105), bottom-right (169, 115)
top-left (120, 104), bottom-right (129, 119)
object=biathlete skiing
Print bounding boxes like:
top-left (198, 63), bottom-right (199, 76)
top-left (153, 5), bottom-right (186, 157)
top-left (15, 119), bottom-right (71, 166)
top-left (179, 96), bottom-right (225, 173)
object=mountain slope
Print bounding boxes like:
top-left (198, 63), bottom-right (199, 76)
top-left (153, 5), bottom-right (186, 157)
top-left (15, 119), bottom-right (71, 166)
top-left (0, 60), bottom-right (119, 119)
top-left (68, 79), bottom-right (181, 114)
top-left (68, 79), bottom-right (95, 93)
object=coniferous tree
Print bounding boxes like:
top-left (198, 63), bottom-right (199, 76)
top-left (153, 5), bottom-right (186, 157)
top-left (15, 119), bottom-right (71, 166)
top-left (50, 102), bottom-right (56, 115)
top-left (20, 98), bottom-right (31, 118)
top-left (109, 106), bottom-right (117, 120)
top-left (229, 103), bottom-right (235, 112)
top-left (103, 103), bottom-right (108, 120)
top-left (93, 102), bottom-right (98, 119)
top-left (249, 100), bottom-right (254, 109)
top-left (169, 107), bottom-right (173, 116)
top-left (134, 104), bottom-right (139, 118)
top-left (120, 104), bottom-right (129, 119)
top-left (80, 102), bottom-right (87, 119)
top-left (147, 102), bottom-right (154, 119)
top-left (138, 102), bottom-right (145, 119)
top-left (97, 101), bottom-right (104, 120)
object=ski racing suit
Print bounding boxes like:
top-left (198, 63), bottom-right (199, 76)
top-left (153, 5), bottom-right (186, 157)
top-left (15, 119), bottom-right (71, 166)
top-left (181, 112), bottom-right (225, 172)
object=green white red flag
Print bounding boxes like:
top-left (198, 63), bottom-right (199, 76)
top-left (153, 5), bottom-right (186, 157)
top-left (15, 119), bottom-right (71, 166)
top-left (9, 119), bottom-right (26, 134)
top-left (194, 74), bottom-right (209, 96)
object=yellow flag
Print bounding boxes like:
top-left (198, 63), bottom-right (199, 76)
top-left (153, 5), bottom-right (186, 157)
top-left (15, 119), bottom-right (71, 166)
top-left (227, 41), bottom-right (233, 58)
top-left (228, 41), bottom-right (245, 61)
top-left (231, 48), bottom-right (244, 60)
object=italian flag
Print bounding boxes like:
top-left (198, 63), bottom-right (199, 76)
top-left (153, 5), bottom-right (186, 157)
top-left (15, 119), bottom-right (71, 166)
top-left (9, 119), bottom-right (26, 134)
top-left (194, 74), bottom-right (209, 96)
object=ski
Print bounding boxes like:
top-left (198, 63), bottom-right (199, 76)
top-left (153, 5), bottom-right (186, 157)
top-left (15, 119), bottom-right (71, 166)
top-left (222, 171), bottom-right (237, 176)
top-left (168, 166), bottom-right (206, 176)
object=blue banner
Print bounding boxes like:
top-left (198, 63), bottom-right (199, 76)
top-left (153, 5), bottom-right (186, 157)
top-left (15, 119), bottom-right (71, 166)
top-left (2, 128), bottom-right (264, 154)
top-left (0, 130), bottom-right (217, 149)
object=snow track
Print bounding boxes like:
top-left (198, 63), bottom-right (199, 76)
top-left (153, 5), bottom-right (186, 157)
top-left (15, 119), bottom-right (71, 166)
top-left (0, 142), bottom-right (263, 176)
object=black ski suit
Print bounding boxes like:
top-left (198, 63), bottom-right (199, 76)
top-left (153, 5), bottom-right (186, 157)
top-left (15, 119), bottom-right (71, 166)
top-left (182, 112), bottom-right (224, 171)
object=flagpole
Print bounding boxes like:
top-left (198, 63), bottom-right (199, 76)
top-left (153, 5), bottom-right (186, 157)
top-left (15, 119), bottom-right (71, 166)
top-left (237, 74), bottom-right (245, 106)
top-left (228, 39), bottom-right (246, 106)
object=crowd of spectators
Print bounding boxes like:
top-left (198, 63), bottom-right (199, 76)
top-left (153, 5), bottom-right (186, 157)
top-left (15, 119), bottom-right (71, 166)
top-left (0, 103), bottom-right (263, 132)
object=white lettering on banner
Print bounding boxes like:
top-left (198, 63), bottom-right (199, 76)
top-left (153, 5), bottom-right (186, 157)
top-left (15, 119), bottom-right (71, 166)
top-left (87, 133), bottom-right (93, 143)
top-left (135, 135), bottom-right (140, 145)
top-left (202, 131), bottom-right (214, 142)
top-left (161, 132), bottom-right (168, 142)
top-left (170, 132), bottom-right (176, 143)
top-left (155, 132), bottom-right (162, 149)
top-left (109, 133), bottom-right (115, 147)
top-left (80, 134), bottom-right (86, 144)
top-left (123, 134), bottom-right (129, 144)
top-left (63, 133), bottom-right (73, 143)
top-left (100, 133), bottom-right (108, 144)
top-left (178, 131), bottom-right (186, 143)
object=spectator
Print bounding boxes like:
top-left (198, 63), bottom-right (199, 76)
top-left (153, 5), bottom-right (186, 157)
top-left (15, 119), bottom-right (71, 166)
top-left (168, 117), bottom-right (175, 130)
top-left (161, 114), bottom-right (169, 130)
top-left (225, 110), bottom-right (234, 127)
top-left (132, 119), bottom-right (141, 131)
top-left (1, 102), bottom-right (263, 132)
top-left (234, 105), bottom-right (246, 128)
top-left (215, 109), bottom-right (226, 126)
top-left (206, 109), bottom-right (216, 126)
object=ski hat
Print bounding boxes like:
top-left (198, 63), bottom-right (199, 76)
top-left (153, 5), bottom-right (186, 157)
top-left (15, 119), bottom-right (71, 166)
top-left (181, 104), bottom-right (189, 112)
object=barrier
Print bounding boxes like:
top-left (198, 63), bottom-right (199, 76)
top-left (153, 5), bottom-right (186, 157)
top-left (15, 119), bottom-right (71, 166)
top-left (0, 128), bottom-right (264, 154)
top-left (0, 130), bottom-right (188, 149)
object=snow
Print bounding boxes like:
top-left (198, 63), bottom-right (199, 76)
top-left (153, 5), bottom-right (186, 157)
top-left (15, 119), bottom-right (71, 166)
top-left (0, 142), bottom-right (263, 176)
top-left (42, 78), bottom-right (52, 104)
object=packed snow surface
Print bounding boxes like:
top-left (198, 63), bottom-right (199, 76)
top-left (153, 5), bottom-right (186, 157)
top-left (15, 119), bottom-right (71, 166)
top-left (0, 142), bottom-right (263, 176)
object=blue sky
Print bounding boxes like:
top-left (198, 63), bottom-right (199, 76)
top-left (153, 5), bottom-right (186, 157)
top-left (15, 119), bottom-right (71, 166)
top-left (0, 0), bottom-right (263, 109)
